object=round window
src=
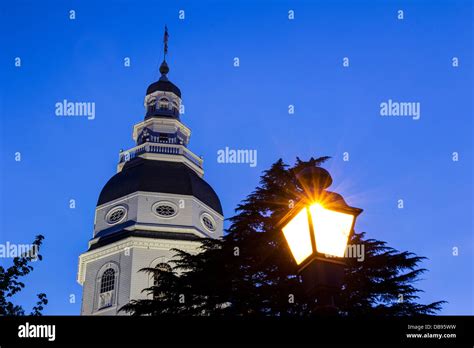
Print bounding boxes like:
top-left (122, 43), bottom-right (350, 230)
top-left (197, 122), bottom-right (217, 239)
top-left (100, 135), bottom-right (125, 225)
top-left (153, 201), bottom-right (178, 218)
top-left (201, 213), bottom-right (216, 232)
top-left (106, 206), bottom-right (127, 224)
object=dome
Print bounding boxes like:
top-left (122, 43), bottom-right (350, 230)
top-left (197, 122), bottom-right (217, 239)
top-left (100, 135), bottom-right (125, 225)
top-left (97, 158), bottom-right (223, 215)
top-left (146, 60), bottom-right (181, 98)
top-left (146, 79), bottom-right (181, 98)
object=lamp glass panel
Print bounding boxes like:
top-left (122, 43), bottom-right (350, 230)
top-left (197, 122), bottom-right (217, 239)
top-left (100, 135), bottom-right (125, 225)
top-left (309, 203), bottom-right (354, 257)
top-left (282, 207), bottom-right (312, 265)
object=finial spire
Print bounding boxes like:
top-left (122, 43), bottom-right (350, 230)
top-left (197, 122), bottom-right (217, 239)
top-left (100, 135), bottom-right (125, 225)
top-left (159, 26), bottom-right (170, 79)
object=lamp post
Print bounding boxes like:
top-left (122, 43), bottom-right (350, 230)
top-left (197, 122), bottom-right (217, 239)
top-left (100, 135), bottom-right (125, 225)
top-left (280, 167), bottom-right (363, 314)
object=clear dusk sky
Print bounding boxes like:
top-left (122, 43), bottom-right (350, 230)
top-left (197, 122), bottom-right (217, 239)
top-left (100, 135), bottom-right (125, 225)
top-left (0, 0), bottom-right (472, 315)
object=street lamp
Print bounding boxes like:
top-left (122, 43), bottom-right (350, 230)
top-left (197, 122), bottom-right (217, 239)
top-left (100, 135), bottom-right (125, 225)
top-left (280, 167), bottom-right (363, 312)
top-left (282, 202), bottom-right (360, 265)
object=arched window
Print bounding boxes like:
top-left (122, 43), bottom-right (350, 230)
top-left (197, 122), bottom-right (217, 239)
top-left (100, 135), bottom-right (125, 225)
top-left (98, 268), bottom-right (116, 309)
top-left (147, 98), bottom-right (157, 113)
top-left (101, 269), bottom-right (115, 293)
top-left (153, 263), bottom-right (172, 300)
top-left (158, 97), bottom-right (169, 109)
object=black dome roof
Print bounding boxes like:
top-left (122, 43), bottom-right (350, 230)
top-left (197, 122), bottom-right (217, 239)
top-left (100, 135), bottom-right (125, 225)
top-left (146, 60), bottom-right (181, 98)
top-left (97, 158), bottom-right (222, 215)
top-left (146, 79), bottom-right (181, 98)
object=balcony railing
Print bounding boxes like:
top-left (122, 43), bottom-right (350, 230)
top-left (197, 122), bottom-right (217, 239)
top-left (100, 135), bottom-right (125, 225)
top-left (119, 142), bottom-right (203, 167)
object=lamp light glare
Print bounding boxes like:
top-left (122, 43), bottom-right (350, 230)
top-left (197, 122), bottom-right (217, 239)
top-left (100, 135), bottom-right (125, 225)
top-left (309, 203), bottom-right (354, 257)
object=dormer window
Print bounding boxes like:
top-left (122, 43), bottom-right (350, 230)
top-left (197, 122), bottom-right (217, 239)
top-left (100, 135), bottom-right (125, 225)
top-left (158, 97), bottom-right (169, 109)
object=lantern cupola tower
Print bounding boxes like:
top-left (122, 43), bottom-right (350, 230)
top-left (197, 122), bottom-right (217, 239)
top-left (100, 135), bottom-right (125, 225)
top-left (78, 27), bottom-right (223, 315)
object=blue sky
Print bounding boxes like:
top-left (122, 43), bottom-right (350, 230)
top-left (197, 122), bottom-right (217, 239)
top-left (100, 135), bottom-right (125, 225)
top-left (0, 0), bottom-right (472, 314)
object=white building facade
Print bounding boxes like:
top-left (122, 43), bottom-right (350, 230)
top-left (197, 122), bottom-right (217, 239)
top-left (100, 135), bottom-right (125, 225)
top-left (77, 54), bottom-right (223, 315)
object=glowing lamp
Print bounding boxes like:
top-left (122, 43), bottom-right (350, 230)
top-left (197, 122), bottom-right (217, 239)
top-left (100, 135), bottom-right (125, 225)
top-left (280, 166), bottom-right (363, 310)
top-left (282, 201), bottom-right (362, 267)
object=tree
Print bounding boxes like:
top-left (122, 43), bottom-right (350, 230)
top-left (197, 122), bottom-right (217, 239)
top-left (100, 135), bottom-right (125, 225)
top-left (0, 235), bottom-right (48, 315)
top-left (121, 157), bottom-right (444, 316)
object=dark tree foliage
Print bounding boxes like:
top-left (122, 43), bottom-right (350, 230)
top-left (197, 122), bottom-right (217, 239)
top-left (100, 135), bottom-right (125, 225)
top-left (121, 158), bottom-right (444, 316)
top-left (0, 235), bottom-right (48, 315)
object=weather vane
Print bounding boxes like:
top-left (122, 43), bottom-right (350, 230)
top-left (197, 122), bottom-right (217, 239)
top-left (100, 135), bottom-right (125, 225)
top-left (163, 25), bottom-right (169, 61)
